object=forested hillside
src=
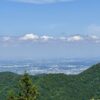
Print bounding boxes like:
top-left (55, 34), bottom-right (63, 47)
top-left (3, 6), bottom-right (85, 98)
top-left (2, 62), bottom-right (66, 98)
top-left (0, 63), bottom-right (100, 100)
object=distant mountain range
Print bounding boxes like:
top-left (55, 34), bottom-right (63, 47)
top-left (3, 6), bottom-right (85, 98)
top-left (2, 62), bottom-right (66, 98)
top-left (0, 63), bottom-right (100, 100)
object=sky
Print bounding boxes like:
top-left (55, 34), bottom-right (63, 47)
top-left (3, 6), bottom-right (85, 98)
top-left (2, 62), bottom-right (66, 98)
top-left (0, 0), bottom-right (100, 60)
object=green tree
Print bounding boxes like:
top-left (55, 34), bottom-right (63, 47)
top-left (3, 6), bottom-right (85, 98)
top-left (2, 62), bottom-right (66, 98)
top-left (7, 72), bottom-right (39, 100)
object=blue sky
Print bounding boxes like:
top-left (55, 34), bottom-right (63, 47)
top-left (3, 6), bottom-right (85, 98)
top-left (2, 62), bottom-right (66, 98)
top-left (0, 0), bottom-right (100, 60)
top-left (1, 0), bottom-right (100, 36)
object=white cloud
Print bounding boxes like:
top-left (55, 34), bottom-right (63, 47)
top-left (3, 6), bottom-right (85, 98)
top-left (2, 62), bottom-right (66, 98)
top-left (88, 35), bottom-right (100, 43)
top-left (20, 33), bottom-right (39, 41)
top-left (90, 35), bottom-right (99, 40)
top-left (67, 35), bottom-right (84, 42)
top-left (19, 34), bottom-right (54, 42)
top-left (9, 0), bottom-right (74, 4)
top-left (41, 35), bottom-right (54, 41)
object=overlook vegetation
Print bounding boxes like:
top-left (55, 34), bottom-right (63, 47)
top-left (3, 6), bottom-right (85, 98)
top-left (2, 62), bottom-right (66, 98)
top-left (7, 72), bottom-right (39, 100)
top-left (0, 63), bottom-right (100, 100)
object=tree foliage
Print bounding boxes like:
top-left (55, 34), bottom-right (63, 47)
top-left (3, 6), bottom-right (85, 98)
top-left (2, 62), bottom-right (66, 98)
top-left (7, 72), bottom-right (39, 100)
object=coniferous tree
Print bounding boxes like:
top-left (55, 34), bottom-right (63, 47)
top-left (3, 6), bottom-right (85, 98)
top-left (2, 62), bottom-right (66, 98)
top-left (7, 72), bottom-right (39, 100)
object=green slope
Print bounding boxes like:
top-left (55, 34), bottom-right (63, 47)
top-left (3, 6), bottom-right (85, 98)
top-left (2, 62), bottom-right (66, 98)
top-left (0, 63), bottom-right (100, 100)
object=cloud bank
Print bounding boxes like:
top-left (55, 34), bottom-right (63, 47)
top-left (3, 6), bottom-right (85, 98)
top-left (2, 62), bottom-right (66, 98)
top-left (9, 0), bottom-right (74, 4)
top-left (0, 33), bottom-right (100, 44)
